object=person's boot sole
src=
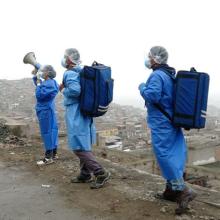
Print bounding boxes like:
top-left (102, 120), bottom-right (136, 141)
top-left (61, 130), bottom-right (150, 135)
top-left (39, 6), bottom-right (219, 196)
top-left (37, 160), bottom-right (55, 166)
top-left (154, 192), bottom-right (177, 202)
top-left (71, 178), bottom-right (93, 183)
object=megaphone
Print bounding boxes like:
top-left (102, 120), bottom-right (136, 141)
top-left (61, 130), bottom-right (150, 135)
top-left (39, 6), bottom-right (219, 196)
top-left (23, 52), bottom-right (41, 69)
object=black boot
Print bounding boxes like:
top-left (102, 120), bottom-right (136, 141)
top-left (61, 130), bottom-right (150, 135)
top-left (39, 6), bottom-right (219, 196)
top-left (45, 150), bottom-right (53, 159)
top-left (36, 150), bottom-right (54, 166)
top-left (52, 148), bottom-right (58, 160)
top-left (71, 174), bottom-right (92, 183)
top-left (156, 186), bottom-right (179, 202)
top-left (175, 186), bottom-right (197, 215)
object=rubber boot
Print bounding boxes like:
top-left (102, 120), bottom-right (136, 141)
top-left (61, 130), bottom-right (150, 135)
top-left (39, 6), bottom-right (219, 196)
top-left (175, 186), bottom-right (197, 215)
top-left (156, 186), bottom-right (179, 202)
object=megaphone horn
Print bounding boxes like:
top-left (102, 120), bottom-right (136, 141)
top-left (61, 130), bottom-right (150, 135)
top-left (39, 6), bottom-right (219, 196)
top-left (23, 52), bottom-right (40, 69)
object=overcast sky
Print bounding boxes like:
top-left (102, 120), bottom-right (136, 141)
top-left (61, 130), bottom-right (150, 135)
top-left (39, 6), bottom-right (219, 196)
top-left (0, 0), bottom-right (219, 106)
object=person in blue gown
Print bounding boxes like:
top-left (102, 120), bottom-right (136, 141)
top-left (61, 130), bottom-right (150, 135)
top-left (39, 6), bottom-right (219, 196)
top-left (59, 48), bottom-right (110, 189)
top-left (32, 65), bottom-right (59, 166)
top-left (139, 46), bottom-right (196, 214)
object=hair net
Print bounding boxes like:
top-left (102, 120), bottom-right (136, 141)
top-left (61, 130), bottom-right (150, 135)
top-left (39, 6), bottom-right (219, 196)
top-left (65, 48), bottom-right (81, 65)
top-left (149, 46), bottom-right (168, 64)
top-left (41, 65), bottom-right (56, 79)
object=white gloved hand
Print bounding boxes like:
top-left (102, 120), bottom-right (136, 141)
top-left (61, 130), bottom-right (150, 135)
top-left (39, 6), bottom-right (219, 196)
top-left (31, 69), bottom-right (37, 76)
top-left (36, 71), bottom-right (42, 86)
top-left (36, 72), bottom-right (41, 80)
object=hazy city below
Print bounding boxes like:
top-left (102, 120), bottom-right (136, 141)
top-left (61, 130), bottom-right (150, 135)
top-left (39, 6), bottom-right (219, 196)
top-left (1, 78), bottom-right (220, 219)
top-left (1, 78), bottom-right (220, 166)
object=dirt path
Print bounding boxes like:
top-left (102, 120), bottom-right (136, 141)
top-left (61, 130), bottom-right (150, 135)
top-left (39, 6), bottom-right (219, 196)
top-left (0, 144), bottom-right (220, 220)
top-left (0, 162), bottom-right (90, 220)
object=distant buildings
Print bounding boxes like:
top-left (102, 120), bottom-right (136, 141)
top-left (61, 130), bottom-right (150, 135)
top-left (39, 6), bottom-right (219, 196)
top-left (1, 79), bottom-right (220, 167)
top-left (96, 103), bottom-right (150, 151)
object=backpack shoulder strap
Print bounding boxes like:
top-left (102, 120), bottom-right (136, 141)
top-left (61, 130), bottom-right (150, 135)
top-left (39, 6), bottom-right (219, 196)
top-left (153, 103), bottom-right (172, 121)
top-left (152, 69), bottom-right (174, 122)
top-left (160, 69), bottom-right (176, 81)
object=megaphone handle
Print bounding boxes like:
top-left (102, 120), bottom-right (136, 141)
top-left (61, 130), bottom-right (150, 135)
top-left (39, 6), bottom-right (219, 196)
top-left (36, 76), bottom-right (42, 85)
top-left (35, 63), bottom-right (41, 70)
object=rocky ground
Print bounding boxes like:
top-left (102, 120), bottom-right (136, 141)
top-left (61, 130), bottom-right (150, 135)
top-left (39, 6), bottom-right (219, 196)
top-left (0, 131), bottom-right (220, 220)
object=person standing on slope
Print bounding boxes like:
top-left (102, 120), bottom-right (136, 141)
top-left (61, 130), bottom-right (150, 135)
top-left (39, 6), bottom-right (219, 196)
top-left (60, 48), bottom-right (110, 189)
top-left (138, 46), bottom-right (196, 214)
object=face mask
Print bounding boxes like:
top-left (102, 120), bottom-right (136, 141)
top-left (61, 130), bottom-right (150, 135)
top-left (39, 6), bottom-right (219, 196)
top-left (144, 59), bottom-right (152, 69)
top-left (41, 72), bottom-right (47, 79)
top-left (36, 70), bottom-right (47, 80)
top-left (36, 71), bottom-right (43, 79)
top-left (61, 57), bottom-right (67, 68)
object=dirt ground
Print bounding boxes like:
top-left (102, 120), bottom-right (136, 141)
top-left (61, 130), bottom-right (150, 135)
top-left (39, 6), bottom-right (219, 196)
top-left (0, 141), bottom-right (220, 220)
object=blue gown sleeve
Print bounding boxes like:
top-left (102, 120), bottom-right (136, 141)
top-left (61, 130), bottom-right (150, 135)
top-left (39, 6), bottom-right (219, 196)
top-left (35, 81), bottom-right (58, 102)
top-left (141, 72), bottom-right (163, 104)
top-left (63, 71), bottom-right (81, 98)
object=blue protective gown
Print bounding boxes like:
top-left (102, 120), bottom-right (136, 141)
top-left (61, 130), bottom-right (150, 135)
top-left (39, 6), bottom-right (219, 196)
top-left (62, 66), bottom-right (96, 151)
top-left (139, 67), bottom-right (187, 182)
top-left (33, 76), bottom-right (59, 151)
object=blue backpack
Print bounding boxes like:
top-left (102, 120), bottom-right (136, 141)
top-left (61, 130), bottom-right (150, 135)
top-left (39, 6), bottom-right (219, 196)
top-left (155, 67), bottom-right (210, 130)
top-left (80, 61), bottom-right (114, 117)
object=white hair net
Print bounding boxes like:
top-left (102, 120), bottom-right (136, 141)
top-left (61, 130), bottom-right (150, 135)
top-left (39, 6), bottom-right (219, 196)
top-left (149, 46), bottom-right (168, 64)
top-left (65, 48), bottom-right (81, 65)
top-left (41, 65), bottom-right (56, 79)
